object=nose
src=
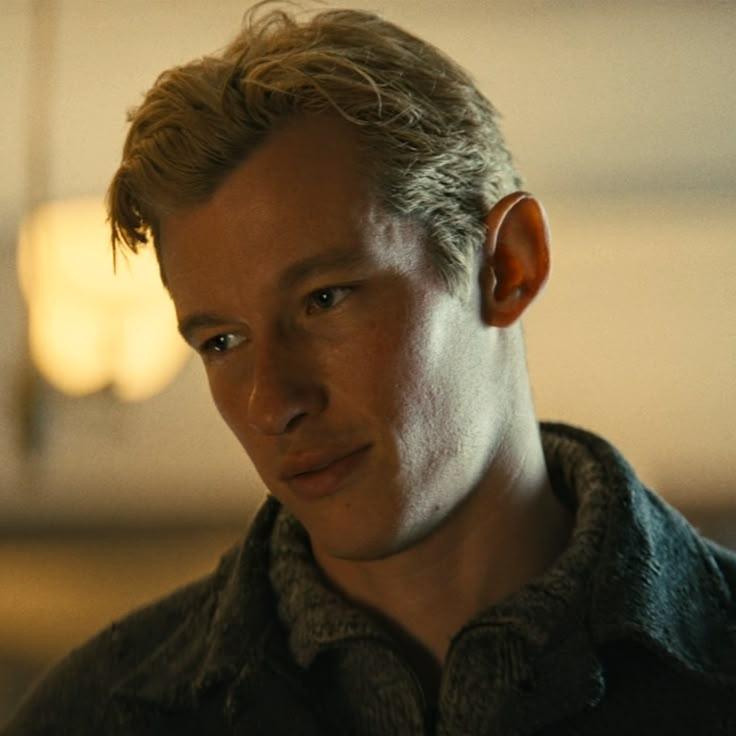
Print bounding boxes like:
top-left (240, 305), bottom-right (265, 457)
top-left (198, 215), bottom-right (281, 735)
top-left (247, 339), bottom-right (325, 435)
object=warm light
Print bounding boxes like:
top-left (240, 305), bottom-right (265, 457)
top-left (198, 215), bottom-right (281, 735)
top-left (17, 197), bottom-right (189, 401)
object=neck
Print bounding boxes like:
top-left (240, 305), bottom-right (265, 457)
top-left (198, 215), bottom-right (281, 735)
top-left (313, 418), bottom-right (573, 675)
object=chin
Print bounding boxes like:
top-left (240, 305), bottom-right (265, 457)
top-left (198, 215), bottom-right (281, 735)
top-left (309, 513), bottom-right (437, 565)
top-left (310, 530), bottom-right (393, 563)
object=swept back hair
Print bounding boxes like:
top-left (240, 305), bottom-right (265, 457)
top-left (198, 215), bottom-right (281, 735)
top-left (107, 2), bottom-right (523, 292)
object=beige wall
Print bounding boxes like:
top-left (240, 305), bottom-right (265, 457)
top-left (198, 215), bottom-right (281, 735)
top-left (1, 1), bottom-right (734, 526)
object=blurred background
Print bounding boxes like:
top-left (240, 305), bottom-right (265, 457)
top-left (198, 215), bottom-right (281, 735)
top-left (1, 0), bottom-right (734, 723)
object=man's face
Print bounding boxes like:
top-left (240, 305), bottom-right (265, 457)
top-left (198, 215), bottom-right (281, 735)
top-left (160, 116), bottom-right (507, 562)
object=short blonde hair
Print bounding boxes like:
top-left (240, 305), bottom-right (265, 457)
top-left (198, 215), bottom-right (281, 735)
top-left (108, 4), bottom-right (523, 292)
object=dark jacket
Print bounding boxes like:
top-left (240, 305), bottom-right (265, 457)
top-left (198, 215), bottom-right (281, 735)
top-left (5, 424), bottom-right (736, 735)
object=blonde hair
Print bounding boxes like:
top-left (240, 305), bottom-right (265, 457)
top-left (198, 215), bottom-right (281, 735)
top-left (108, 4), bottom-right (523, 292)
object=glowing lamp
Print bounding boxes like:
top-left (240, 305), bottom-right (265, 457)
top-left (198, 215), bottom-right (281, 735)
top-left (17, 197), bottom-right (189, 401)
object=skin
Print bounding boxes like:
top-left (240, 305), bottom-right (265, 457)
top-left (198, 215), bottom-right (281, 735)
top-left (159, 115), bottom-right (572, 683)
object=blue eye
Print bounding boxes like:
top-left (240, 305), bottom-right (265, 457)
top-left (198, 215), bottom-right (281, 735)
top-left (307, 286), bottom-right (351, 313)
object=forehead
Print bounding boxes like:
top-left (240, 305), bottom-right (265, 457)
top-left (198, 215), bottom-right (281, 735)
top-left (158, 115), bottom-right (428, 308)
top-left (161, 116), bottom-right (364, 255)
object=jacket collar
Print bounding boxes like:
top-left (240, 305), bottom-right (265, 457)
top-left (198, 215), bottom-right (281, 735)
top-left (542, 423), bottom-right (736, 682)
top-left (435, 424), bottom-right (736, 733)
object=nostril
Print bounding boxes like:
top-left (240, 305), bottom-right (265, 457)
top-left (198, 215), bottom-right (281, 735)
top-left (284, 409), bottom-right (308, 433)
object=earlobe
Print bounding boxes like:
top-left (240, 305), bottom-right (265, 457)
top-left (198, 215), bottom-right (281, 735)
top-left (479, 192), bottom-right (551, 328)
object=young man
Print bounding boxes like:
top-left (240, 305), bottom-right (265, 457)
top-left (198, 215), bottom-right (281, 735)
top-left (6, 6), bottom-right (736, 735)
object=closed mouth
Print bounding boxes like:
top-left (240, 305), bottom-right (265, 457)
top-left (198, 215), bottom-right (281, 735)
top-left (280, 445), bottom-right (372, 499)
top-left (281, 445), bottom-right (369, 480)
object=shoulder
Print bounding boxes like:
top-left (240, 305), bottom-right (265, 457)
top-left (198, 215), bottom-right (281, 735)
top-left (708, 538), bottom-right (736, 588)
top-left (2, 543), bottom-right (243, 736)
top-left (591, 495), bottom-right (736, 729)
top-left (544, 425), bottom-right (736, 698)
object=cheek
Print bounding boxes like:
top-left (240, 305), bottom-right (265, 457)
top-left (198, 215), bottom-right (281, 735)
top-left (205, 367), bottom-right (247, 440)
top-left (390, 308), bottom-right (480, 458)
top-left (207, 371), bottom-right (274, 478)
top-left (356, 316), bottom-right (442, 440)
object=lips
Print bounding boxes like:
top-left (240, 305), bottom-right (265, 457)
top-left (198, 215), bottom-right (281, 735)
top-left (280, 445), bottom-right (371, 500)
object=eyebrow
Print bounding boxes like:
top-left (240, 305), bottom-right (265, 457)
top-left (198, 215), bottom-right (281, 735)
top-left (278, 247), bottom-right (368, 290)
top-left (178, 247), bottom-right (368, 344)
top-left (178, 312), bottom-right (237, 345)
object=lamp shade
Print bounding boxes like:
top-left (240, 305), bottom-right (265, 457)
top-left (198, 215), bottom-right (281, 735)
top-left (18, 197), bottom-right (189, 401)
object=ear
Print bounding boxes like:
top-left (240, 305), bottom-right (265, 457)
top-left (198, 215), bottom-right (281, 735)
top-left (479, 192), bottom-right (550, 328)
